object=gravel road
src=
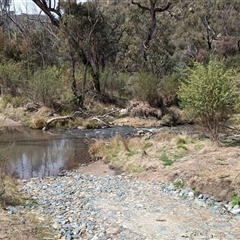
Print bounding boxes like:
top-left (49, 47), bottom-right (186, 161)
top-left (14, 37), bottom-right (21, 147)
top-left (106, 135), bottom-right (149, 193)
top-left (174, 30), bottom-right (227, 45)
top-left (20, 171), bottom-right (240, 240)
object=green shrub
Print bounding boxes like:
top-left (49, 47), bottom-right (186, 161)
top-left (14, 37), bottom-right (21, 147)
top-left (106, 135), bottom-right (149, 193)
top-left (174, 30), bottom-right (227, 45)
top-left (100, 69), bottom-right (130, 98)
top-left (28, 66), bottom-right (69, 108)
top-left (178, 58), bottom-right (238, 142)
top-left (160, 73), bottom-right (181, 107)
top-left (0, 61), bottom-right (27, 97)
top-left (0, 95), bottom-right (27, 108)
top-left (132, 71), bottom-right (162, 107)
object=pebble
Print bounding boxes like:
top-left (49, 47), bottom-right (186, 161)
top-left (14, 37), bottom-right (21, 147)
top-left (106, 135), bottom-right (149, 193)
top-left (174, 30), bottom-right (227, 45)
top-left (18, 171), bottom-right (240, 240)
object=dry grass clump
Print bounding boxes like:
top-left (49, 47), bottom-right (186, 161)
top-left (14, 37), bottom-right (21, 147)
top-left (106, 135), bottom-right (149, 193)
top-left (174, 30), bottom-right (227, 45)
top-left (154, 131), bottom-right (176, 142)
top-left (0, 130), bottom-right (24, 207)
top-left (0, 140), bottom-right (16, 207)
top-left (0, 176), bottom-right (23, 207)
top-left (88, 139), bottom-right (108, 160)
top-left (89, 131), bottom-right (207, 174)
top-left (29, 117), bottom-right (47, 129)
top-left (89, 135), bottom-right (143, 172)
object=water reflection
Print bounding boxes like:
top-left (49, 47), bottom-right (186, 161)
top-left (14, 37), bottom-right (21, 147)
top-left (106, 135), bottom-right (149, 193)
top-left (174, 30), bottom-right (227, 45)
top-left (1, 127), bottom-right (90, 179)
top-left (1, 126), bottom-right (138, 179)
top-left (9, 138), bottom-right (89, 179)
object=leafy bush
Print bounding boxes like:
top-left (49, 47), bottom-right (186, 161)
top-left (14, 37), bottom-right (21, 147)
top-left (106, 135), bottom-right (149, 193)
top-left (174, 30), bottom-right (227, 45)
top-left (132, 71), bottom-right (162, 107)
top-left (28, 66), bottom-right (69, 108)
top-left (159, 73), bottom-right (181, 107)
top-left (100, 69), bottom-right (130, 98)
top-left (0, 61), bottom-right (27, 97)
top-left (178, 58), bottom-right (238, 142)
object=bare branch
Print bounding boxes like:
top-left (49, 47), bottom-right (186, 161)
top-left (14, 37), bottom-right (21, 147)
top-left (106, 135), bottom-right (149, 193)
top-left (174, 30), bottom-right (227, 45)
top-left (155, 2), bottom-right (172, 13)
top-left (32, 0), bottom-right (61, 27)
top-left (131, 0), bottom-right (150, 11)
top-left (131, 0), bottom-right (172, 61)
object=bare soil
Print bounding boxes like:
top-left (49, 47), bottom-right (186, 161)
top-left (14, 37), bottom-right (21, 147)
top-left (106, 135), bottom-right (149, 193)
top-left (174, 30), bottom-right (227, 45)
top-left (0, 208), bottom-right (54, 240)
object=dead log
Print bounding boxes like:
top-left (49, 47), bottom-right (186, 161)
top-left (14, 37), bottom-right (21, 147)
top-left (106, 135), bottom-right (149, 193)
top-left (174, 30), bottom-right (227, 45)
top-left (42, 115), bottom-right (73, 131)
top-left (90, 110), bottom-right (119, 127)
top-left (42, 111), bottom-right (85, 131)
top-left (91, 117), bottom-right (110, 127)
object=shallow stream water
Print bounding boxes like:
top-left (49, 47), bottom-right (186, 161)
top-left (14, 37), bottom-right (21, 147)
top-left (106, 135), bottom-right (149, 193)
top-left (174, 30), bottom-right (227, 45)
top-left (0, 126), bottom-right (138, 179)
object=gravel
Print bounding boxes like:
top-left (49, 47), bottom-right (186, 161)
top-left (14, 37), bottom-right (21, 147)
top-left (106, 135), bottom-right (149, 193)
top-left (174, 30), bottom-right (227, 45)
top-left (14, 170), bottom-right (240, 240)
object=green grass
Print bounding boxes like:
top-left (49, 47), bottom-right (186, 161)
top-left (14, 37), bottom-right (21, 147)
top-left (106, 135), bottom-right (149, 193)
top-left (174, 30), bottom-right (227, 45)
top-left (231, 193), bottom-right (240, 206)
top-left (177, 144), bottom-right (188, 150)
top-left (159, 153), bottom-right (174, 166)
top-left (173, 179), bottom-right (184, 188)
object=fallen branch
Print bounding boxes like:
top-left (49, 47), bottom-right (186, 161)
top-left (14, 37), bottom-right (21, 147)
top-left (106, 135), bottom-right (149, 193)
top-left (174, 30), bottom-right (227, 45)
top-left (96, 109), bottom-right (119, 119)
top-left (42, 115), bottom-right (73, 131)
top-left (90, 109), bottom-right (120, 127)
top-left (42, 111), bottom-right (85, 131)
top-left (91, 117), bottom-right (110, 127)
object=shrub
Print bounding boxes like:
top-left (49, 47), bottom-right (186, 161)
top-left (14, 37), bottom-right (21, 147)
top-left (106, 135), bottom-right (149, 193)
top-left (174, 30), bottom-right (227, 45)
top-left (178, 58), bottom-right (238, 142)
top-left (159, 152), bottom-right (174, 166)
top-left (0, 61), bottom-right (27, 97)
top-left (159, 73), bottom-right (181, 107)
top-left (132, 71), bottom-right (162, 107)
top-left (1, 95), bottom-right (27, 108)
top-left (100, 69), bottom-right (130, 98)
top-left (28, 66), bottom-right (68, 108)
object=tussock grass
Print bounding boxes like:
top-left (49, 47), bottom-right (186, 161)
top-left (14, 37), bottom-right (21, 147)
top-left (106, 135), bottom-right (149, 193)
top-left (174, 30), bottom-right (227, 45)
top-left (89, 132), bottom-right (205, 173)
top-left (0, 176), bottom-right (23, 207)
top-left (30, 117), bottom-right (47, 129)
top-left (0, 131), bottom-right (23, 207)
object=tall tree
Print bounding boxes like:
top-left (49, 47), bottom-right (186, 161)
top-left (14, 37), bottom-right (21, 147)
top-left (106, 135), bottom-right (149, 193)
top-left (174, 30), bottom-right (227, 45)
top-left (131, 0), bottom-right (171, 64)
top-left (131, 0), bottom-right (171, 49)
top-left (31, 1), bottom-right (122, 97)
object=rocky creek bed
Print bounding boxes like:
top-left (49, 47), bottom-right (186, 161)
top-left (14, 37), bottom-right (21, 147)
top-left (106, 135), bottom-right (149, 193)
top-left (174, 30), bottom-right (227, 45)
top-left (11, 170), bottom-right (240, 240)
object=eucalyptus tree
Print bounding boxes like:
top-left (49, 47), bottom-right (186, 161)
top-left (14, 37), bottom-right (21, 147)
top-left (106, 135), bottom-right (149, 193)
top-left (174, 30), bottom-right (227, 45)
top-left (171, 0), bottom-right (240, 63)
top-left (130, 0), bottom-right (172, 70)
top-left (31, 0), bottom-right (124, 108)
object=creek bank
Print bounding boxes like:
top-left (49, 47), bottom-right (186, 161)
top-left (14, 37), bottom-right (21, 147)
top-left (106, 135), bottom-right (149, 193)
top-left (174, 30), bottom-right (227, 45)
top-left (16, 170), bottom-right (240, 240)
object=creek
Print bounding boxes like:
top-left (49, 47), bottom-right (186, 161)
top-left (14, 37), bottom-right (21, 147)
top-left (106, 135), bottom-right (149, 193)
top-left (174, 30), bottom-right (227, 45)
top-left (0, 126), bottom-right (138, 179)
